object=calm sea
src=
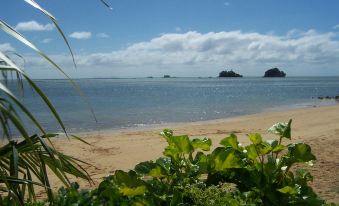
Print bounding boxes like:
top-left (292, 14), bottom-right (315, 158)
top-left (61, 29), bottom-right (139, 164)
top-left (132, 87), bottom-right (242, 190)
top-left (8, 77), bottom-right (339, 134)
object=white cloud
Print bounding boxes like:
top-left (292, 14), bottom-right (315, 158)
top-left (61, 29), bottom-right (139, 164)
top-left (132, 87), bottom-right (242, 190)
top-left (69, 32), bottom-right (92, 40)
top-left (97, 33), bottom-right (110, 38)
top-left (224, 2), bottom-right (230, 6)
top-left (24, 30), bottom-right (339, 78)
top-left (0, 43), bottom-right (15, 52)
top-left (333, 24), bottom-right (339, 29)
top-left (15, 20), bottom-right (54, 31)
top-left (41, 38), bottom-right (52, 44)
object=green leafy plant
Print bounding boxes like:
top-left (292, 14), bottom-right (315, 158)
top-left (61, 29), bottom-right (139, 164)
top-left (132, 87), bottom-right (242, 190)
top-left (44, 120), bottom-right (336, 206)
top-left (205, 120), bottom-right (322, 205)
top-left (183, 183), bottom-right (262, 206)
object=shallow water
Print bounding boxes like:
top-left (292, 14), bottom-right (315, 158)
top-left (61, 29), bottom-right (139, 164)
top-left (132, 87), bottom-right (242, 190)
top-left (6, 77), bottom-right (339, 134)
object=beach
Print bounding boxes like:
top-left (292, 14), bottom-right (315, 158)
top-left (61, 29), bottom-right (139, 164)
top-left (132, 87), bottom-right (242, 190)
top-left (51, 104), bottom-right (339, 202)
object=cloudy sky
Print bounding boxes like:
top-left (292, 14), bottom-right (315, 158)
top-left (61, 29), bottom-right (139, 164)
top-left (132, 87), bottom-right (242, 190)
top-left (1, 0), bottom-right (339, 78)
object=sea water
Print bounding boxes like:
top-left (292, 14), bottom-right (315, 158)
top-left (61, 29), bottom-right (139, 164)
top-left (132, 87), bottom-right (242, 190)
top-left (6, 77), bottom-right (339, 134)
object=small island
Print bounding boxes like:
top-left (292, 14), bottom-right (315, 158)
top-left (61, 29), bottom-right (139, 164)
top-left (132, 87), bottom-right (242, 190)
top-left (163, 75), bottom-right (171, 78)
top-left (219, 70), bottom-right (243, 78)
top-left (264, 68), bottom-right (286, 77)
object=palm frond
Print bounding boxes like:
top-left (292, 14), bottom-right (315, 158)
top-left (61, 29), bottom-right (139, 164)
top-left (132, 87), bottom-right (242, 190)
top-left (24, 0), bottom-right (76, 68)
top-left (0, 21), bottom-right (97, 123)
top-left (0, 1), bottom-right (112, 204)
top-left (100, 0), bottom-right (113, 10)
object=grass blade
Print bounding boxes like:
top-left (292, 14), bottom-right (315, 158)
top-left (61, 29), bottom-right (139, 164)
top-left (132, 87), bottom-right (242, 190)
top-left (71, 135), bottom-right (91, 145)
top-left (0, 103), bottom-right (30, 140)
top-left (23, 0), bottom-right (56, 20)
top-left (100, 0), bottom-right (113, 10)
top-left (0, 81), bottom-right (48, 136)
top-left (24, 0), bottom-right (76, 67)
top-left (0, 22), bottom-right (97, 123)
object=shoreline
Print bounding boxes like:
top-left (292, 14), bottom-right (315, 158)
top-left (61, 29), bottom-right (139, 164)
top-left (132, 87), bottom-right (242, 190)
top-left (62, 99), bottom-right (338, 138)
top-left (49, 104), bottom-right (339, 202)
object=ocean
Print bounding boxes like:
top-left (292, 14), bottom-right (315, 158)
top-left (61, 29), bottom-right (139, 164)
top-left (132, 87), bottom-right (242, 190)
top-left (8, 77), bottom-right (339, 134)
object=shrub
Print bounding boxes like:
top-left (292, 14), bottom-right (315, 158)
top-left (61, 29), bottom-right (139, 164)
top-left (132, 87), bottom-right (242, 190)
top-left (43, 120), bottom-right (337, 205)
top-left (183, 183), bottom-right (262, 206)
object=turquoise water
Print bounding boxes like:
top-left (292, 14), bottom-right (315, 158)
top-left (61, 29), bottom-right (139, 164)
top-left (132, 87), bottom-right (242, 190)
top-left (10, 77), bottom-right (339, 134)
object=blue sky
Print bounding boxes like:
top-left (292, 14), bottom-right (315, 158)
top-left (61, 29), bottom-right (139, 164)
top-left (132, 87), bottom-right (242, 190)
top-left (1, 0), bottom-right (339, 78)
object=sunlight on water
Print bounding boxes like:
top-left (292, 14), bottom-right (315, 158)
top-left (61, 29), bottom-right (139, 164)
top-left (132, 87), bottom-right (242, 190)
top-left (9, 77), bottom-right (339, 134)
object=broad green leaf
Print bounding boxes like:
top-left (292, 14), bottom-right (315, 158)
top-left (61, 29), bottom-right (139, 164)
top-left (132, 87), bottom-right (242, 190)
top-left (156, 157), bottom-right (171, 174)
top-left (248, 133), bottom-right (263, 145)
top-left (114, 170), bottom-right (145, 188)
top-left (194, 152), bottom-right (209, 173)
top-left (134, 161), bottom-right (156, 174)
top-left (134, 161), bottom-right (166, 177)
top-left (163, 145), bottom-right (180, 159)
top-left (264, 155), bottom-right (278, 174)
top-left (296, 169), bottom-right (313, 183)
top-left (268, 119), bottom-right (292, 139)
top-left (245, 144), bottom-right (259, 161)
top-left (288, 143), bottom-right (316, 162)
top-left (258, 143), bottom-right (272, 155)
top-left (266, 139), bottom-right (278, 148)
top-left (160, 129), bottom-right (173, 143)
top-left (148, 166), bottom-right (166, 178)
top-left (161, 129), bottom-right (173, 137)
top-left (220, 134), bottom-right (239, 150)
top-left (114, 170), bottom-right (147, 196)
top-left (277, 185), bottom-right (300, 195)
top-left (277, 186), bottom-right (297, 194)
top-left (191, 138), bottom-right (212, 151)
top-left (212, 147), bottom-right (242, 171)
top-left (162, 131), bottom-right (194, 154)
top-left (171, 135), bottom-right (193, 154)
top-left (119, 186), bottom-right (147, 196)
top-left (272, 144), bottom-right (286, 153)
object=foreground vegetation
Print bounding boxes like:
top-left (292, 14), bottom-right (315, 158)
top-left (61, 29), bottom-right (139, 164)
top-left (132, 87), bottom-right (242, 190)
top-left (1, 1), bottom-right (338, 205)
top-left (0, 0), bottom-right (109, 204)
top-left (29, 120), bottom-right (337, 205)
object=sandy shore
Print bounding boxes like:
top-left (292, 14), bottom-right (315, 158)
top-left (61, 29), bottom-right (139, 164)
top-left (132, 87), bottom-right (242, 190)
top-left (51, 105), bottom-right (339, 202)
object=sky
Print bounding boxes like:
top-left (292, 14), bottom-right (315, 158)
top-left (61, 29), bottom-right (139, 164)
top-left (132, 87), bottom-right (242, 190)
top-left (1, 0), bottom-right (339, 78)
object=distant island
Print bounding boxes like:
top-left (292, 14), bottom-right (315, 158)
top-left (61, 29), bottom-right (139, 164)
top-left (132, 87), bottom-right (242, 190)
top-left (219, 70), bottom-right (243, 78)
top-left (163, 75), bottom-right (171, 78)
top-left (264, 68), bottom-right (286, 77)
